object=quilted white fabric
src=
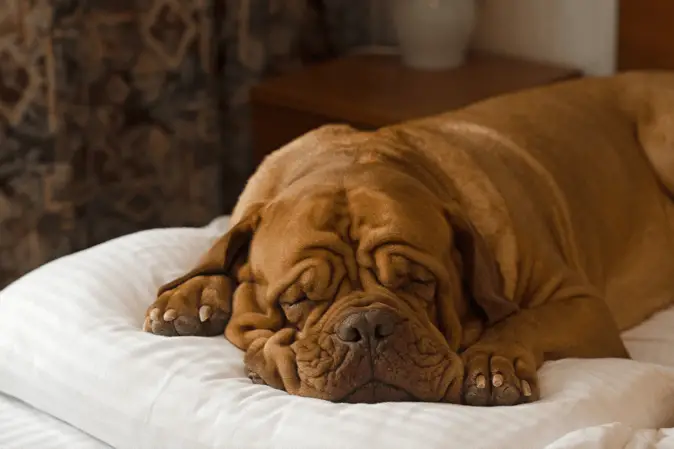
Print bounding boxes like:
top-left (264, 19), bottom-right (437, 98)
top-left (0, 392), bottom-right (111, 449)
top-left (2, 216), bottom-right (674, 449)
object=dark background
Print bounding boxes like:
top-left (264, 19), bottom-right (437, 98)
top-left (0, 0), bottom-right (369, 288)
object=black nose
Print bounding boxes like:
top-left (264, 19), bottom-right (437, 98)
top-left (336, 308), bottom-right (399, 343)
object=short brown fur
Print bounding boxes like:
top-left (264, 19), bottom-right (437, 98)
top-left (144, 72), bottom-right (674, 406)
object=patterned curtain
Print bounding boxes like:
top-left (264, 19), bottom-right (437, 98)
top-left (0, 0), bottom-right (368, 288)
top-left (219, 0), bottom-right (370, 211)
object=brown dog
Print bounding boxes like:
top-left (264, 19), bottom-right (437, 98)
top-left (143, 72), bottom-right (674, 406)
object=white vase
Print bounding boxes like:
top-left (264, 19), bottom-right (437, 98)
top-left (392, 0), bottom-right (476, 70)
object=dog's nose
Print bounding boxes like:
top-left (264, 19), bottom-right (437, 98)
top-left (336, 308), bottom-right (398, 343)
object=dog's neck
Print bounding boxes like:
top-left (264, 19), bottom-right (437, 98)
top-left (458, 297), bottom-right (487, 350)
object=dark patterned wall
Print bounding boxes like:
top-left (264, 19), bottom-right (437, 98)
top-left (0, 0), bottom-right (369, 288)
top-left (219, 0), bottom-right (370, 212)
top-left (0, 0), bottom-right (224, 288)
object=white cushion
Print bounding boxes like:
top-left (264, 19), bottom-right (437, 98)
top-left (0, 392), bottom-right (111, 449)
top-left (1, 217), bottom-right (674, 449)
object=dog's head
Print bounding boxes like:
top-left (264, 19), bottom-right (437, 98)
top-left (171, 130), bottom-right (517, 403)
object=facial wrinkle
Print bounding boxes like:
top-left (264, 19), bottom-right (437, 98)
top-left (330, 187), bottom-right (362, 291)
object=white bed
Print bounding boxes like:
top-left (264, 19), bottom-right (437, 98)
top-left (0, 393), bottom-right (111, 449)
top-left (2, 216), bottom-right (674, 449)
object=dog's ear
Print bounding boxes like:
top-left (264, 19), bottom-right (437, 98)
top-left (445, 205), bottom-right (518, 324)
top-left (157, 204), bottom-right (263, 295)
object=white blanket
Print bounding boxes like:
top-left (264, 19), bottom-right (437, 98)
top-left (1, 216), bottom-right (674, 449)
top-left (0, 392), bottom-right (111, 449)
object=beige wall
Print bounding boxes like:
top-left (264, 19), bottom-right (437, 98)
top-left (368, 0), bottom-right (619, 76)
top-left (472, 0), bottom-right (618, 75)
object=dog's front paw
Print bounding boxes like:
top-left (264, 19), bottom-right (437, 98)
top-left (246, 366), bottom-right (268, 385)
top-left (461, 342), bottom-right (539, 406)
top-left (144, 275), bottom-right (233, 337)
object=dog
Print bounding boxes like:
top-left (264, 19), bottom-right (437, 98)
top-left (143, 72), bottom-right (674, 406)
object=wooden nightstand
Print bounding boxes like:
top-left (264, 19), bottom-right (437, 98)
top-left (250, 52), bottom-right (581, 166)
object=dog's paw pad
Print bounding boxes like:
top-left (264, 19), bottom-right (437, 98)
top-left (462, 347), bottom-right (539, 406)
top-left (144, 276), bottom-right (233, 337)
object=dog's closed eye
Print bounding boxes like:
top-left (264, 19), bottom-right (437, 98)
top-left (402, 276), bottom-right (436, 301)
top-left (375, 251), bottom-right (437, 301)
top-left (281, 294), bottom-right (312, 323)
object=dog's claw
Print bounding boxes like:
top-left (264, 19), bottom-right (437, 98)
top-left (150, 308), bottom-right (160, 321)
top-left (522, 380), bottom-right (532, 397)
top-left (163, 309), bottom-right (177, 322)
top-left (247, 368), bottom-right (266, 385)
top-left (199, 305), bottom-right (212, 322)
top-left (475, 374), bottom-right (486, 389)
top-left (492, 373), bottom-right (504, 388)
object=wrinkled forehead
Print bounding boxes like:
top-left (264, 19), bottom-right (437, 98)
top-left (249, 186), bottom-right (349, 281)
top-left (250, 169), bottom-right (452, 282)
top-left (261, 186), bottom-right (349, 236)
top-left (343, 167), bottom-right (451, 251)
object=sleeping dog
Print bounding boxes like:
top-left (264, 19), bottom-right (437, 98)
top-left (143, 72), bottom-right (674, 406)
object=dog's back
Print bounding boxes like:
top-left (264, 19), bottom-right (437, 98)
top-left (237, 73), bottom-right (674, 331)
top-left (407, 72), bottom-right (674, 330)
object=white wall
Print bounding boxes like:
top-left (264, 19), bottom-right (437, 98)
top-left (471, 0), bottom-right (619, 76)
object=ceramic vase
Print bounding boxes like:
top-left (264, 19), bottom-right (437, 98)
top-left (392, 0), bottom-right (476, 70)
